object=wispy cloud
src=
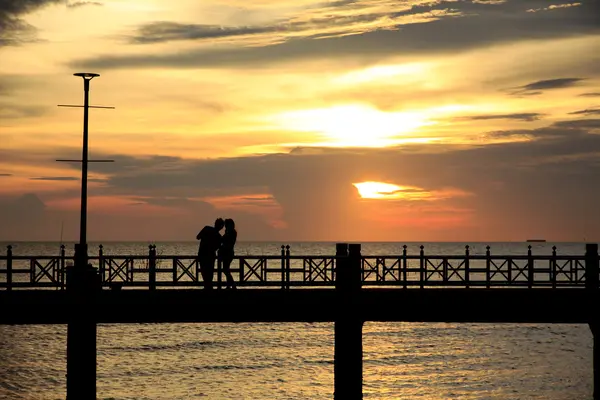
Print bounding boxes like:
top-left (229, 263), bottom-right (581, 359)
top-left (507, 77), bottom-right (586, 96)
top-left (0, 103), bottom-right (47, 119)
top-left (127, 1), bottom-right (461, 46)
top-left (569, 108), bottom-right (600, 116)
top-left (67, 1), bottom-right (102, 8)
top-left (527, 2), bottom-right (582, 13)
top-left (73, 0), bottom-right (600, 70)
top-left (0, 0), bottom-right (61, 46)
top-left (30, 176), bottom-right (79, 181)
top-left (578, 92), bottom-right (600, 97)
top-left (0, 173), bottom-right (12, 177)
top-left (461, 113), bottom-right (544, 122)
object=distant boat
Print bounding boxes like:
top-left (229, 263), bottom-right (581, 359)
top-left (526, 239), bottom-right (546, 242)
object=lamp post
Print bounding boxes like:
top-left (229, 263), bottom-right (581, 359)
top-left (58, 73), bottom-right (114, 265)
top-left (57, 72), bottom-right (114, 399)
top-left (75, 72), bottom-right (97, 265)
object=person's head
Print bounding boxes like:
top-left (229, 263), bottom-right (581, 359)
top-left (214, 218), bottom-right (225, 231)
top-left (225, 218), bottom-right (235, 231)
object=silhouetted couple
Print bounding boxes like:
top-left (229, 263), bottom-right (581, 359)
top-left (196, 217), bottom-right (237, 290)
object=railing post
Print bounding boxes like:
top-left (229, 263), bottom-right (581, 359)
top-left (173, 258), bottom-right (177, 284)
top-left (60, 245), bottom-right (66, 290)
top-left (551, 246), bottom-right (557, 289)
top-left (6, 245), bottom-right (12, 291)
top-left (98, 245), bottom-right (104, 284)
top-left (281, 245), bottom-right (285, 289)
top-left (585, 243), bottom-right (599, 400)
top-left (402, 245), bottom-right (407, 289)
top-left (285, 245), bottom-right (291, 289)
top-left (587, 244), bottom-right (599, 291)
top-left (528, 245), bottom-right (534, 288)
top-left (239, 257), bottom-right (244, 285)
top-left (419, 245), bottom-right (425, 289)
top-left (465, 245), bottom-right (470, 289)
top-left (149, 245), bottom-right (156, 291)
top-left (486, 246), bottom-right (491, 289)
top-left (334, 243), bottom-right (363, 399)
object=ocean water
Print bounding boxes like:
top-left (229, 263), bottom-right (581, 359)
top-left (0, 241), bottom-right (594, 399)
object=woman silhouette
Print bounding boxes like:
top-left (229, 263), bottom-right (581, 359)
top-left (219, 218), bottom-right (237, 289)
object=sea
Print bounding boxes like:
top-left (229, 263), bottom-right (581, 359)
top-left (0, 241), bottom-right (594, 399)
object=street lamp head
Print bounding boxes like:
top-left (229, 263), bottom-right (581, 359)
top-left (74, 72), bottom-right (100, 80)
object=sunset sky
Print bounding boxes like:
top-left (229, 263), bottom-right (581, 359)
top-left (1, 0), bottom-right (599, 242)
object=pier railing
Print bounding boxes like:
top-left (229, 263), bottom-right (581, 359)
top-left (0, 244), bottom-right (595, 290)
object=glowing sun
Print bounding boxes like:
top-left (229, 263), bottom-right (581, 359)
top-left (270, 104), bottom-right (432, 147)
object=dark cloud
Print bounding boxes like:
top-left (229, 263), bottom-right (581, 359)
top-left (508, 78), bottom-right (586, 96)
top-left (0, 173), bottom-right (12, 177)
top-left (30, 176), bottom-right (79, 181)
top-left (0, 194), bottom-right (48, 240)
top-left (569, 108), bottom-right (600, 116)
top-left (130, 196), bottom-right (208, 207)
top-left (461, 113), bottom-right (544, 122)
top-left (71, 0), bottom-right (600, 70)
top-left (0, 0), bottom-right (62, 46)
top-left (553, 118), bottom-right (600, 129)
top-left (125, 1), bottom-right (457, 45)
top-left (129, 22), bottom-right (276, 44)
top-left (67, 1), bottom-right (102, 8)
top-left (520, 78), bottom-right (585, 91)
top-left (0, 103), bottom-right (47, 119)
top-left (579, 92), bottom-right (600, 97)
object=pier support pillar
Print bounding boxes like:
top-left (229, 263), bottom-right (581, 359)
top-left (591, 322), bottom-right (600, 400)
top-left (334, 243), bottom-right (363, 400)
top-left (66, 243), bottom-right (100, 400)
top-left (586, 243), bottom-right (599, 399)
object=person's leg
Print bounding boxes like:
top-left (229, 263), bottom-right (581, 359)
top-left (204, 256), bottom-right (215, 290)
top-left (224, 257), bottom-right (236, 289)
top-left (199, 256), bottom-right (214, 290)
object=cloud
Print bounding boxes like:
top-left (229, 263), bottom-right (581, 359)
top-left (30, 176), bottom-right (79, 181)
top-left (66, 1), bottom-right (102, 8)
top-left (0, 173), bottom-right (12, 177)
top-left (129, 22), bottom-right (278, 45)
top-left (72, 0), bottom-right (600, 70)
top-left (507, 77), bottom-right (586, 96)
top-left (30, 116), bottom-right (597, 241)
top-left (521, 78), bottom-right (585, 91)
top-left (461, 113), bottom-right (544, 122)
top-left (0, 103), bottom-right (47, 119)
top-left (569, 108), bottom-right (600, 116)
top-left (126, 1), bottom-right (460, 46)
top-left (0, 193), bottom-right (48, 240)
top-left (0, 0), bottom-right (62, 46)
top-left (579, 92), bottom-right (600, 97)
top-left (527, 2), bottom-right (583, 12)
top-left (553, 118), bottom-right (600, 129)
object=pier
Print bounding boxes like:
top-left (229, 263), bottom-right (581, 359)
top-left (1, 242), bottom-right (598, 399)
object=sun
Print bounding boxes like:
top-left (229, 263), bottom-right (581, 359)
top-left (269, 104), bottom-right (432, 147)
top-left (353, 181), bottom-right (431, 200)
top-left (354, 182), bottom-right (404, 199)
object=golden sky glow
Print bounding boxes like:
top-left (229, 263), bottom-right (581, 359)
top-left (1, 0), bottom-right (599, 241)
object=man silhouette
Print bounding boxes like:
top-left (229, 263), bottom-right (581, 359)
top-left (196, 218), bottom-right (224, 290)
